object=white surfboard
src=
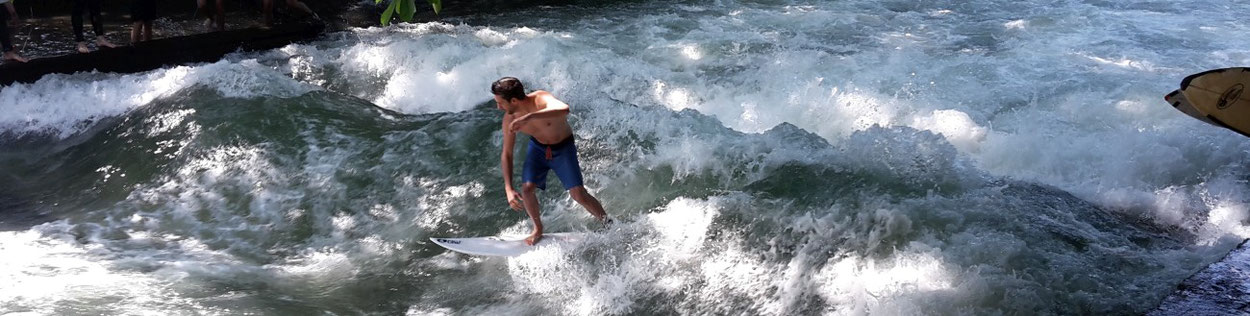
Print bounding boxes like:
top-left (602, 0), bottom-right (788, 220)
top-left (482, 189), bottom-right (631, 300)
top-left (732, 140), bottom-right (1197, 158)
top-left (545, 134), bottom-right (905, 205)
top-left (430, 232), bottom-right (585, 257)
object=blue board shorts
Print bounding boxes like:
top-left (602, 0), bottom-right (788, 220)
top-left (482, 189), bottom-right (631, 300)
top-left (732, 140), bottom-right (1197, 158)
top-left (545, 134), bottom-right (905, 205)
top-left (522, 136), bottom-right (585, 190)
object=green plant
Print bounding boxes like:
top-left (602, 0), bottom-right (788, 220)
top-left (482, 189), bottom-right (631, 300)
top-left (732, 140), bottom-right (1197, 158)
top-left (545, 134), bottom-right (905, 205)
top-left (378, 0), bottom-right (442, 25)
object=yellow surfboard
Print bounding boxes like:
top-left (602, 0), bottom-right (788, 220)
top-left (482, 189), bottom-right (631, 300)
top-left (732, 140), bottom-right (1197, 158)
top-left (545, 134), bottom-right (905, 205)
top-left (1165, 89), bottom-right (1222, 128)
top-left (1167, 67), bottom-right (1250, 137)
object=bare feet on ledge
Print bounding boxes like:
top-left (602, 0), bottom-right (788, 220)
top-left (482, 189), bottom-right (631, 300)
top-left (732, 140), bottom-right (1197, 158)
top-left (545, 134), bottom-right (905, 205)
top-left (2, 51), bottom-right (28, 63)
top-left (79, 38), bottom-right (119, 53)
top-left (97, 37), bottom-right (118, 49)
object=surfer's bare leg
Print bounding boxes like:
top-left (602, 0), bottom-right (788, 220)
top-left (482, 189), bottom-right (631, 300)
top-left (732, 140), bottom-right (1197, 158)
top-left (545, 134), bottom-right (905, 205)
top-left (568, 186), bottom-right (607, 221)
top-left (521, 182), bottom-right (544, 245)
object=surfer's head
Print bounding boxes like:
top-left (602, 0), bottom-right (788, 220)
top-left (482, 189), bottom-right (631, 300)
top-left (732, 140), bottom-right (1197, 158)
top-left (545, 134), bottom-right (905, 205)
top-left (491, 77), bottom-right (527, 111)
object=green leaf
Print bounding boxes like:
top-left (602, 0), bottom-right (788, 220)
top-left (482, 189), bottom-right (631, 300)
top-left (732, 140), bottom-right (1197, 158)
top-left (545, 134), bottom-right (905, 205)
top-left (428, 0), bottom-right (442, 15)
top-left (375, 0), bottom-right (383, 4)
top-left (380, 0), bottom-right (397, 25)
top-left (399, 0), bottom-right (416, 22)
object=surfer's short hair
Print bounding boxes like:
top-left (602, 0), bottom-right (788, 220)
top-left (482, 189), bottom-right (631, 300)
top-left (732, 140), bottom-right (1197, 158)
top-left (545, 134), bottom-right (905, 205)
top-left (491, 77), bottom-right (527, 101)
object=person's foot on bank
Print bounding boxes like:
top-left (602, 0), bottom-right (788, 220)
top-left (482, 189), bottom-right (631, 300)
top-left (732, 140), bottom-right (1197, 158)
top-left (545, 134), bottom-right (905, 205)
top-left (2, 51), bottom-right (28, 63)
top-left (97, 37), bottom-right (117, 49)
top-left (76, 42), bottom-right (89, 53)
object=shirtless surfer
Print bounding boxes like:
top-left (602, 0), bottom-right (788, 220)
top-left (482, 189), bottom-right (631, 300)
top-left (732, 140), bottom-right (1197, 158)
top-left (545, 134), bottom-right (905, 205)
top-left (492, 77), bottom-right (609, 246)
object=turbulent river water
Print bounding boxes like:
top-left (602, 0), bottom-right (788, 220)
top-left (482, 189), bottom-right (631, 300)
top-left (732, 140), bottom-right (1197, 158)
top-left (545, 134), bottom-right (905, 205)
top-left (3, 0), bottom-right (1250, 315)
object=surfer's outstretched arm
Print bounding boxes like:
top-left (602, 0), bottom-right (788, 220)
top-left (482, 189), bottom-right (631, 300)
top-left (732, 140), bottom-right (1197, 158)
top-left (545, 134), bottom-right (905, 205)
top-left (503, 113), bottom-right (542, 245)
top-left (501, 114), bottom-right (524, 212)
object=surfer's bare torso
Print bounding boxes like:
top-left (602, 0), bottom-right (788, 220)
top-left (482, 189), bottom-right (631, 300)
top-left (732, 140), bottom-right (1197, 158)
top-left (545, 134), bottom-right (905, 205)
top-left (501, 91), bottom-right (573, 144)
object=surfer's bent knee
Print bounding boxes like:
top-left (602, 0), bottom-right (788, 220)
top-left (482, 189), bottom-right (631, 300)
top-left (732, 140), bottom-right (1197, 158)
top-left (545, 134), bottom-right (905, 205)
top-left (568, 186), bottom-right (591, 200)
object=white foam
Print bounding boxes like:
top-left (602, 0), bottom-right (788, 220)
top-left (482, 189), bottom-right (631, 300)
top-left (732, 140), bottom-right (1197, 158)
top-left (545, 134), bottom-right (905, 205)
top-left (647, 198), bottom-right (718, 257)
top-left (813, 252), bottom-right (956, 314)
top-left (0, 59), bottom-right (317, 139)
top-left (497, 195), bottom-right (961, 314)
top-left (474, 28), bottom-right (512, 47)
top-left (1004, 19), bottom-right (1028, 30)
top-left (406, 307), bottom-right (455, 316)
top-left (1081, 53), bottom-right (1159, 72)
top-left (502, 197), bottom-right (725, 315)
top-left (909, 109), bottom-right (988, 153)
top-left (270, 249), bottom-right (356, 278)
top-left (0, 223), bottom-right (231, 315)
top-left (296, 23), bottom-right (584, 114)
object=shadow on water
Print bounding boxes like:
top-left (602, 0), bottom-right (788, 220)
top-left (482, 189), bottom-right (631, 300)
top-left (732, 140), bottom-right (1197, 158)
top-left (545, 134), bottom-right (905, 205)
top-left (0, 113), bottom-right (132, 232)
top-left (0, 191), bottom-right (46, 232)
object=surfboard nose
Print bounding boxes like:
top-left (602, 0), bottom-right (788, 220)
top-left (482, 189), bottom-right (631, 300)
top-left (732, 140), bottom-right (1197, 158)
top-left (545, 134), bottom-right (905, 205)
top-left (1168, 67), bottom-right (1250, 138)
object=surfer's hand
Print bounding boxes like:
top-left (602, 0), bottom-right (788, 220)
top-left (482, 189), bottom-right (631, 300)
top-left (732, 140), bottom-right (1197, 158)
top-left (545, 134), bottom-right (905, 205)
top-left (509, 115), bottom-right (529, 132)
top-left (506, 190), bottom-right (524, 212)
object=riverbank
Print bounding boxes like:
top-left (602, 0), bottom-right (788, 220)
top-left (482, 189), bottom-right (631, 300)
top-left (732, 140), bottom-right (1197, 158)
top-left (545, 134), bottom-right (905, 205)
top-left (1, 0), bottom-right (342, 60)
top-left (0, 20), bottom-right (323, 85)
top-left (1151, 238), bottom-right (1250, 315)
top-left (0, 0), bottom-right (598, 62)
top-left (0, 0), bottom-right (597, 84)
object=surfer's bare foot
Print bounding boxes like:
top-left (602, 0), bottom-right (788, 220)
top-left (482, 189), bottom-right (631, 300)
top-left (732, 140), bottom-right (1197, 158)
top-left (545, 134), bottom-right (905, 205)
top-left (97, 37), bottom-right (118, 49)
top-left (525, 231), bottom-right (543, 246)
top-left (76, 42), bottom-right (89, 53)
